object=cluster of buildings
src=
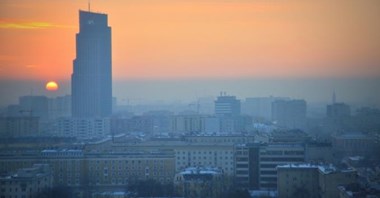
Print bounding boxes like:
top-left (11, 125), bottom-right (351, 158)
top-left (1, 130), bottom-right (378, 197)
top-left (0, 8), bottom-right (380, 198)
top-left (0, 93), bottom-right (309, 139)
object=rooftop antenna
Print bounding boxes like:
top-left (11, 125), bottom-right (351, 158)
top-left (88, 0), bottom-right (91, 12)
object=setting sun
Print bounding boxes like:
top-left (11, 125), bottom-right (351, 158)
top-left (45, 81), bottom-right (59, 91)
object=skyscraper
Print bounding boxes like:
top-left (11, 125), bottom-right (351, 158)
top-left (72, 10), bottom-right (112, 118)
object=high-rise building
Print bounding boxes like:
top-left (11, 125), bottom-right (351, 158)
top-left (72, 10), bottom-right (112, 118)
top-left (277, 164), bottom-right (357, 198)
top-left (19, 95), bottom-right (49, 121)
top-left (242, 96), bottom-right (289, 121)
top-left (271, 99), bottom-right (307, 130)
top-left (214, 93), bottom-right (240, 117)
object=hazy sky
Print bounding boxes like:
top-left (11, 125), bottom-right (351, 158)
top-left (0, 0), bottom-right (379, 107)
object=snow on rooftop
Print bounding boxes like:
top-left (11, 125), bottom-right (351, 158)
top-left (277, 163), bottom-right (319, 169)
top-left (180, 167), bottom-right (222, 175)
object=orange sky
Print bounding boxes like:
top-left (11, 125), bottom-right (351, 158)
top-left (0, 0), bottom-right (380, 81)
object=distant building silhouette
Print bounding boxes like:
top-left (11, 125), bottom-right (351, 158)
top-left (214, 92), bottom-right (241, 116)
top-left (327, 91), bottom-right (350, 118)
top-left (71, 10), bottom-right (112, 118)
top-left (271, 99), bottom-right (307, 130)
top-left (19, 95), bottom-right (49, 122)
top-left (48, 95), bottom-right (71, 120)
top-left (326, 103), bottom-right (351, 118)
top-left (242, 96), bottom-right (289, 121)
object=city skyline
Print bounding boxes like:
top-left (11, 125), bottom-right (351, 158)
top-left (0, 1), bottom-right (380, 107)
top-left (0, 0), bottom-right (379, 81)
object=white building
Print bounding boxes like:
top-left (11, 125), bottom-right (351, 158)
top-left (55, 118), bottom-right (110, 139)
top-left (175, 144), bottom-right (235, 175)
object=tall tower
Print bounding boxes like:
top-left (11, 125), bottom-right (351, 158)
top-left (71, 10), bottom-right (112, 118)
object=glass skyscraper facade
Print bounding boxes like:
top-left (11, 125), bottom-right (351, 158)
top-left (71, 10), bottom-right (112, 118)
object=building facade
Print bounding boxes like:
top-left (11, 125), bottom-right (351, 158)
top-left (174, 167), bottom-right (227, 198)
top-left (234, 143), bottom-right (305, 190)
top-left (214, 94), bottom-right (241, 117)
top-left (55, 118), bottom-right (110, 139)
top-left (271, 99), bottom-right (307, 130)
top-left (0, 164), bottom-right (53, 198)
top-left (277, 164), bottom-right (357, 198)
top-left (72, 10), bottom-right (112, 118)
top-left (277, 164), bottom-right (320, 198)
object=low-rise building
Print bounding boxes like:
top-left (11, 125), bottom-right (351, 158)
top-left (318, 165), bottom-right (357, 198)
top-left (0, 149), bottom-right (175, 190)
top-left (332, 133), bottom-right (376, 157)
top-left (277, 164), bottom-right (320, 198)
top-left (0, 116), bottom-right (39, 137)
top-left (175, 144), bottom-right (235, 175)
top-left (277, 163), bottom-right (357, 198)
top-left (234, 143), bottom-right (305, 190)
top-left (0, 164), bottom-right (53, 198)
top-left (174, 167), bottom-right (227, 198)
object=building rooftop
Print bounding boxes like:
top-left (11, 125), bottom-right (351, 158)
top-left (277, 163), bottom-right (356, 174)
top-left (277, 163), bottom-right (319, 169)
top-left (179, 167), bottom-right (223, 175)
top-left (335, 133), bottom-right (371, 139)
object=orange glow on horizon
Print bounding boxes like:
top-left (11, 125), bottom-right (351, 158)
top-left (0, 0), bottom-right (379, 81)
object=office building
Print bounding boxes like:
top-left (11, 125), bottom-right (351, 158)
top-left (242, 97), bottom-right (288, 121)
top-left (234, 143), bottom-right (305, 190)
top-left (234, 143), bottom-right (260, 189)
top-left (214, 93), bottom-right (241, 117)
top-left (72, 10), bottom-right (112, 118)
top-left (271, 99), bottom-right (307, 130)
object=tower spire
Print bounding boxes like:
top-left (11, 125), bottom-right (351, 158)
top-left (88, 0), bottom-right (91, 12)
